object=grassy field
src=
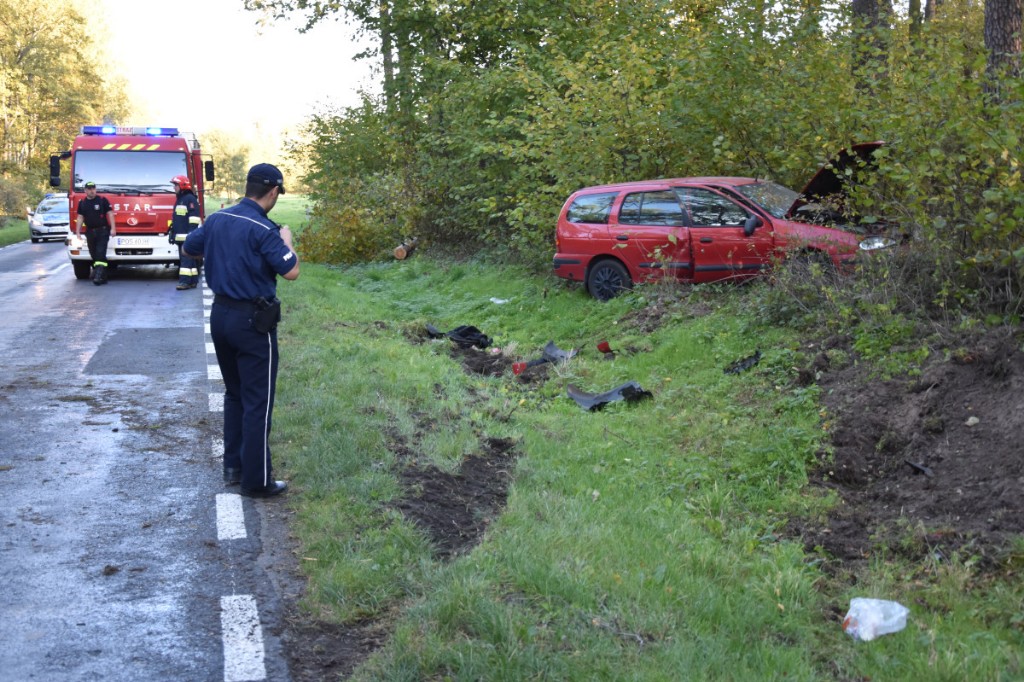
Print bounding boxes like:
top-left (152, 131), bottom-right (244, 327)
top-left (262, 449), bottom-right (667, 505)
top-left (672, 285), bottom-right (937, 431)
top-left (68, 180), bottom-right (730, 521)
top-left (271, 259), bottom-right (1023, 680)
top-left (204, 193), bottom-right (310, 231)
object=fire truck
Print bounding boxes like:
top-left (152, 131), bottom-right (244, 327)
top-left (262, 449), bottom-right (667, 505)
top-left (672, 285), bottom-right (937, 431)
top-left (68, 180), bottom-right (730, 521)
top-left (50, 126), bottom-right (215, 280)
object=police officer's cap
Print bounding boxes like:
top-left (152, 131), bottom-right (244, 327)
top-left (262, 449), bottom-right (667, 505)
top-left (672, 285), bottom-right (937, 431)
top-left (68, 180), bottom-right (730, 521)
top-left (84, 181), bottom-right (96, 188)
top-left (247, 163), bottom-right (286, 194)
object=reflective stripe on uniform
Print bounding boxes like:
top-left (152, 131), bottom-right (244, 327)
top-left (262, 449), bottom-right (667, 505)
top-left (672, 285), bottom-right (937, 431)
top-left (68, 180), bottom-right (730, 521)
top-left (175, 234), bottom-right (187, 242)
top-left (189, 216), bottom-right (201, 225)
top-left (175, 206), bottom-right (188, 215)
top-left (179, 267), bottom-right (199, 276)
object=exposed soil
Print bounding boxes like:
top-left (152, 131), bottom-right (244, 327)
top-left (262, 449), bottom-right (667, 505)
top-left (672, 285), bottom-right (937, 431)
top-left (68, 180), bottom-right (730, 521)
top-left (277, 315), bottom-right (1024, 680)
top-left (790, 328), bottom-right (1024, 573)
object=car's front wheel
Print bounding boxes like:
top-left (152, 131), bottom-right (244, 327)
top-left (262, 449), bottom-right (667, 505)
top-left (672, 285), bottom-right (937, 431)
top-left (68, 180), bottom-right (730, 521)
top-left (587, 259), bottom-right (632, 301)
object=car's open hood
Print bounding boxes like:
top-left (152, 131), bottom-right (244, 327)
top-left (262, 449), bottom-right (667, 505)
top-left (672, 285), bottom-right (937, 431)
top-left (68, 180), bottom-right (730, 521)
top-left (787, 141), bottom-right (885, 219)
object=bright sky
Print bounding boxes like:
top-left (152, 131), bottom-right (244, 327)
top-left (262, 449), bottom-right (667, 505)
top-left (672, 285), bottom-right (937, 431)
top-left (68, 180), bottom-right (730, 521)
top-left (99, 0), bottom-right (375, 136)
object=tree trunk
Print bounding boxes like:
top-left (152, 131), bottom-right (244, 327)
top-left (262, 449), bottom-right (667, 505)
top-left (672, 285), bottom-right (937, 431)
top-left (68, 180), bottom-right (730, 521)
top-left (984, 0), bottom-right (1022, 83)
top-left (851, 0), bottom-right (894, 91)
top-left (379, 1), bottom-right (397, 116)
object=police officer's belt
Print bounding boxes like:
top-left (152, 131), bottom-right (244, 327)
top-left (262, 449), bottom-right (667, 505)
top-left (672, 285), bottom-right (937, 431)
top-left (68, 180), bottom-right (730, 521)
top-left (213, 294), bottom-right (258, 311)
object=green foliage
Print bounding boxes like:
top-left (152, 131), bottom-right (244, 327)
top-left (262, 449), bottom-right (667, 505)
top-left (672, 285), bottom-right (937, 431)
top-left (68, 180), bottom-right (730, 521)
top-left (0, 0), bottom-right (130, 192)
top-left (285, 0), bottom-right (1020, 311)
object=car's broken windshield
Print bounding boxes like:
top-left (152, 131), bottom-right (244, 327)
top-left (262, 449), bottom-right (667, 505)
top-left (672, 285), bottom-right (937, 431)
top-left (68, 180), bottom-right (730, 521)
top-left (735, 181), bottom-right (797, 219)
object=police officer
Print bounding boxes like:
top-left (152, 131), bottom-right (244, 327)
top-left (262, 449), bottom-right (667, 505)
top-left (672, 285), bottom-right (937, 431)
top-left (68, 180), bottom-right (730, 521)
top-left (169, 174), bottom-right (202, 289)
top-left (74, 181), bottom-right (116, 285)
top-left (183, 163), bottom-right (299, 498)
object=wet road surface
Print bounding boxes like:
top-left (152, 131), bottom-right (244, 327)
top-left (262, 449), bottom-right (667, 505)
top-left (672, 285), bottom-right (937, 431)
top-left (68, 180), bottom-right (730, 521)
top-left (0, 241), bottom-right (291, 681)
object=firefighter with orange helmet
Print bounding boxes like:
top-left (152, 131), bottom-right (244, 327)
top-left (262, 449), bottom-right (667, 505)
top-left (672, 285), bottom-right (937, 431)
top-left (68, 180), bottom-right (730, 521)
top-left (169, 174), bottom-right (202, 289)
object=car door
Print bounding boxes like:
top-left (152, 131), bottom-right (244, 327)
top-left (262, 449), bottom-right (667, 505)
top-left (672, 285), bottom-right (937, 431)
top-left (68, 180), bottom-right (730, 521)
top-left (611, 189), bottom-right (691, 282)
top-left (675, 187), bottom-right (772, 283)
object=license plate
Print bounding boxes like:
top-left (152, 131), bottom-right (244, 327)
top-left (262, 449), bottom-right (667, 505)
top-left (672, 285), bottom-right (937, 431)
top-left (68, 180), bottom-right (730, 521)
top-left (116, 237), bottom-right (147, 246)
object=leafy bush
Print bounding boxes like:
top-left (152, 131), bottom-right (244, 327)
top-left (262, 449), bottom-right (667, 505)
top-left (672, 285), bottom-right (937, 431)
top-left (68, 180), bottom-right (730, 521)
top-left (294, 0), bottom-right (1022, 314)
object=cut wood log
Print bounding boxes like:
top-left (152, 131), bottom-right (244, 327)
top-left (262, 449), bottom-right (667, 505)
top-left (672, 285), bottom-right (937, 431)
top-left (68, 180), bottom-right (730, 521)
top-left (393, 237), bottom-right (419, 260)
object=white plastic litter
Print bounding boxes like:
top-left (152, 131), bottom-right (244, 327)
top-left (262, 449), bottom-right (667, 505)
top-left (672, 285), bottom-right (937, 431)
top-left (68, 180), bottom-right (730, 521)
top-left (489, 297), bottom-right (510, 304)
top-left (842, 598), bottom-right (909, 641)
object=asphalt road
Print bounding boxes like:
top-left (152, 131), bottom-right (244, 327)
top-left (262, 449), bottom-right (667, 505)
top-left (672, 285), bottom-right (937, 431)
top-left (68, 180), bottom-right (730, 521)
top-left (0, 241), bottom-right (292, 681)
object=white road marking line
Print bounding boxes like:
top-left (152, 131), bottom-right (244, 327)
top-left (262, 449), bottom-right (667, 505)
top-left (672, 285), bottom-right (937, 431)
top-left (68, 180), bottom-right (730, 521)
top-left (207, 342), bottom-right (216, 354)
top-left (216, 494), bottom-right (246, 540)
top-left (205, 322), bottom-right (211, 334)
top-left (208, 364), bottom-right (222, 382)
top-left (213, 437), bottom-right (224, 458)
top-left (220, 595), bottom-right (266, 682)
top-left (209, 392), bottom-right (224, 412)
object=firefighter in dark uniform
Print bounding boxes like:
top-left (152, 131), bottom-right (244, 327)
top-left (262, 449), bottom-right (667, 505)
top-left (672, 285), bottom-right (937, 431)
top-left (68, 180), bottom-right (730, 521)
top-left (183, 163), bottom-right (299, 498)
top-left (169, 174), bottom-right (202, 289)
top-left (74, 181), bottom-right (116, 285)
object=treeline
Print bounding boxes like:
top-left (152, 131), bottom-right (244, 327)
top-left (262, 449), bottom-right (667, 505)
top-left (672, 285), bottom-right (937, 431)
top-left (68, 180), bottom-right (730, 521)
top-left (254, 0), bottom-right (1022, 312)
top-left (0, 0), bottom-right (130, 216)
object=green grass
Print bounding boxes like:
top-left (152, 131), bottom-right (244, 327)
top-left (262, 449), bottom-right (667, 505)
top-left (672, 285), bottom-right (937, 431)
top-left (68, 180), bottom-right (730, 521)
top-left (0, 218), bottom-right (29, 247)
top-left (272, 259), bottom-right (1024, 680)
top-left (203, 194), bottom-right (310, 235)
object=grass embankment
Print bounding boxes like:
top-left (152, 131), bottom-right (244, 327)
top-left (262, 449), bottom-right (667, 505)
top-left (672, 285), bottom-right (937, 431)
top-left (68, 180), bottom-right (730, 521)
top-left (274, 259), bottom-right (1022, 680)
top-left (0, 218), bottom-right (28, 248)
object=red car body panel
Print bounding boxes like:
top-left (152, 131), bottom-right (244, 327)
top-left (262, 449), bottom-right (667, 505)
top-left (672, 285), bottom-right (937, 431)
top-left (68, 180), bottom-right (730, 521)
top-left (553, 146), bottom-right (884, 296)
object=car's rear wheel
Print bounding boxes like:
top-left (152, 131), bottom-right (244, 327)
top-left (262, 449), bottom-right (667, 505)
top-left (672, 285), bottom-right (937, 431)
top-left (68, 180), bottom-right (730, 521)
top-left (587, 259), bottom-right (632, 301)
top-left (72, 260), bottom-right (91, 280)
top-left (31, 237), bottom-right (40, 243)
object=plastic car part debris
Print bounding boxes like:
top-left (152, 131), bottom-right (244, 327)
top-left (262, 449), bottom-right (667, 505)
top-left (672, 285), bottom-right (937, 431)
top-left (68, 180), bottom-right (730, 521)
top-left (425, 323), bottom-right (492, 349)
top-left (724, 350), bottom-right (762, 374)
top-left (567, 381), bottom-right (653, 411)
top-left (541, 341), bottom-right (577, 363)
top-left (904, 460), bottom-right (934, 477)
top-left (512, 341), bottom-right (578, 376)
top-left (842, 598), bottom-right (909, 641)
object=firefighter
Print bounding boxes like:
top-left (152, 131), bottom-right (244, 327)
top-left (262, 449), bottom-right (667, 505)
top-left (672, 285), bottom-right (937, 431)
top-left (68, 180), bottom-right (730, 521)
top-left (74, 181), bottom-right (116, 285)
top-left (169, 175), bottom-right (202, 289)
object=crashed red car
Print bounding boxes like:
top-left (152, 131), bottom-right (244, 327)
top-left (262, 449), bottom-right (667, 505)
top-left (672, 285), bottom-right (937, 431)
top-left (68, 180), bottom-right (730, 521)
top-left (553, 142), bottom-right (895, 300)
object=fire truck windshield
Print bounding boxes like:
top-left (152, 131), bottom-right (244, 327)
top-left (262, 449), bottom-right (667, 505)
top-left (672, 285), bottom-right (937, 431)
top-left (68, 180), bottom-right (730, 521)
top-left (72, 150), bottom-right (188, 194)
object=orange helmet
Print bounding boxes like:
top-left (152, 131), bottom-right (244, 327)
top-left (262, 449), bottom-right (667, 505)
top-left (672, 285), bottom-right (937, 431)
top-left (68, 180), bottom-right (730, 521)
top-left (170, 174), bottom-right (192, 190)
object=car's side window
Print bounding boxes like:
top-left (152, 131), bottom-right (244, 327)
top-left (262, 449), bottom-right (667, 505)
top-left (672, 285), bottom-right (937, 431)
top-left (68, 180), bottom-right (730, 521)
top-left (676, 188), bottom-right (749, 227)
top-left (566, 192), bottom-right (618, 224)
top-left (618, 190), bottom-right (686, 226)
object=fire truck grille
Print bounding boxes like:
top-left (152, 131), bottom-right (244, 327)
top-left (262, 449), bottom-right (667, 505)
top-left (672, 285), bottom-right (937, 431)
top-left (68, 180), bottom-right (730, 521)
top-left (115, 248), bottom-right (154, 256)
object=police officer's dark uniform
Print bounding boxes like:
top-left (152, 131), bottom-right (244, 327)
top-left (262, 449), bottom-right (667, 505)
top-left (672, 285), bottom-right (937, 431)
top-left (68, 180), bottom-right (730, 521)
top-left (75, 181), bottom-right (115, 285)
top-left (183, 164), bottom-right (298, 498)
top-left (169, 175), bottom-right (202, 289)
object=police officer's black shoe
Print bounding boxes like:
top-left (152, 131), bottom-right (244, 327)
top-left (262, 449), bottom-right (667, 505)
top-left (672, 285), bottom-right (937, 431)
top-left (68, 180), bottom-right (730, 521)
top-left (240, 481), bottom-right (288, 498)
top-left (224, 468), bottom-right (242, 485)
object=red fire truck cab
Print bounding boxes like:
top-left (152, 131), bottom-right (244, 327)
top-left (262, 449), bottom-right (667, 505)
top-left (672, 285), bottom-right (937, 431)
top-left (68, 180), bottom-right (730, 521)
top-left (50, 125), bottom-right (215, 280)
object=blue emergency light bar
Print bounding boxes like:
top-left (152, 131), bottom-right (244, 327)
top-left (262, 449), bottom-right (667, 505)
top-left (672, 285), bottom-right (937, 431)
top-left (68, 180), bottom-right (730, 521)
top-left (80, 126), bottom-right (180, 136)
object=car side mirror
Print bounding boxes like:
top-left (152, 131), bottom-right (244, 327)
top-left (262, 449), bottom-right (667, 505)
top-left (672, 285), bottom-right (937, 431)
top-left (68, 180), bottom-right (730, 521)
top-left (204, 160), bottom-right (215, 182)
top-left (743, 214), bottom-right (763, 237)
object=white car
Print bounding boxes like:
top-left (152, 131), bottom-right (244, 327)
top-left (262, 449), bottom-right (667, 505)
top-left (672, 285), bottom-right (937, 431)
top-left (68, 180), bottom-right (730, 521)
top-left (28, 194), bottom-right (70, 243)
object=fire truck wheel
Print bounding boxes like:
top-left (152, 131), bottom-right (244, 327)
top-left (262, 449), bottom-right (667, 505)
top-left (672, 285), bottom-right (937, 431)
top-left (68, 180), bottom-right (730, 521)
top-left (72, 261), bottom-right (92, 280)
